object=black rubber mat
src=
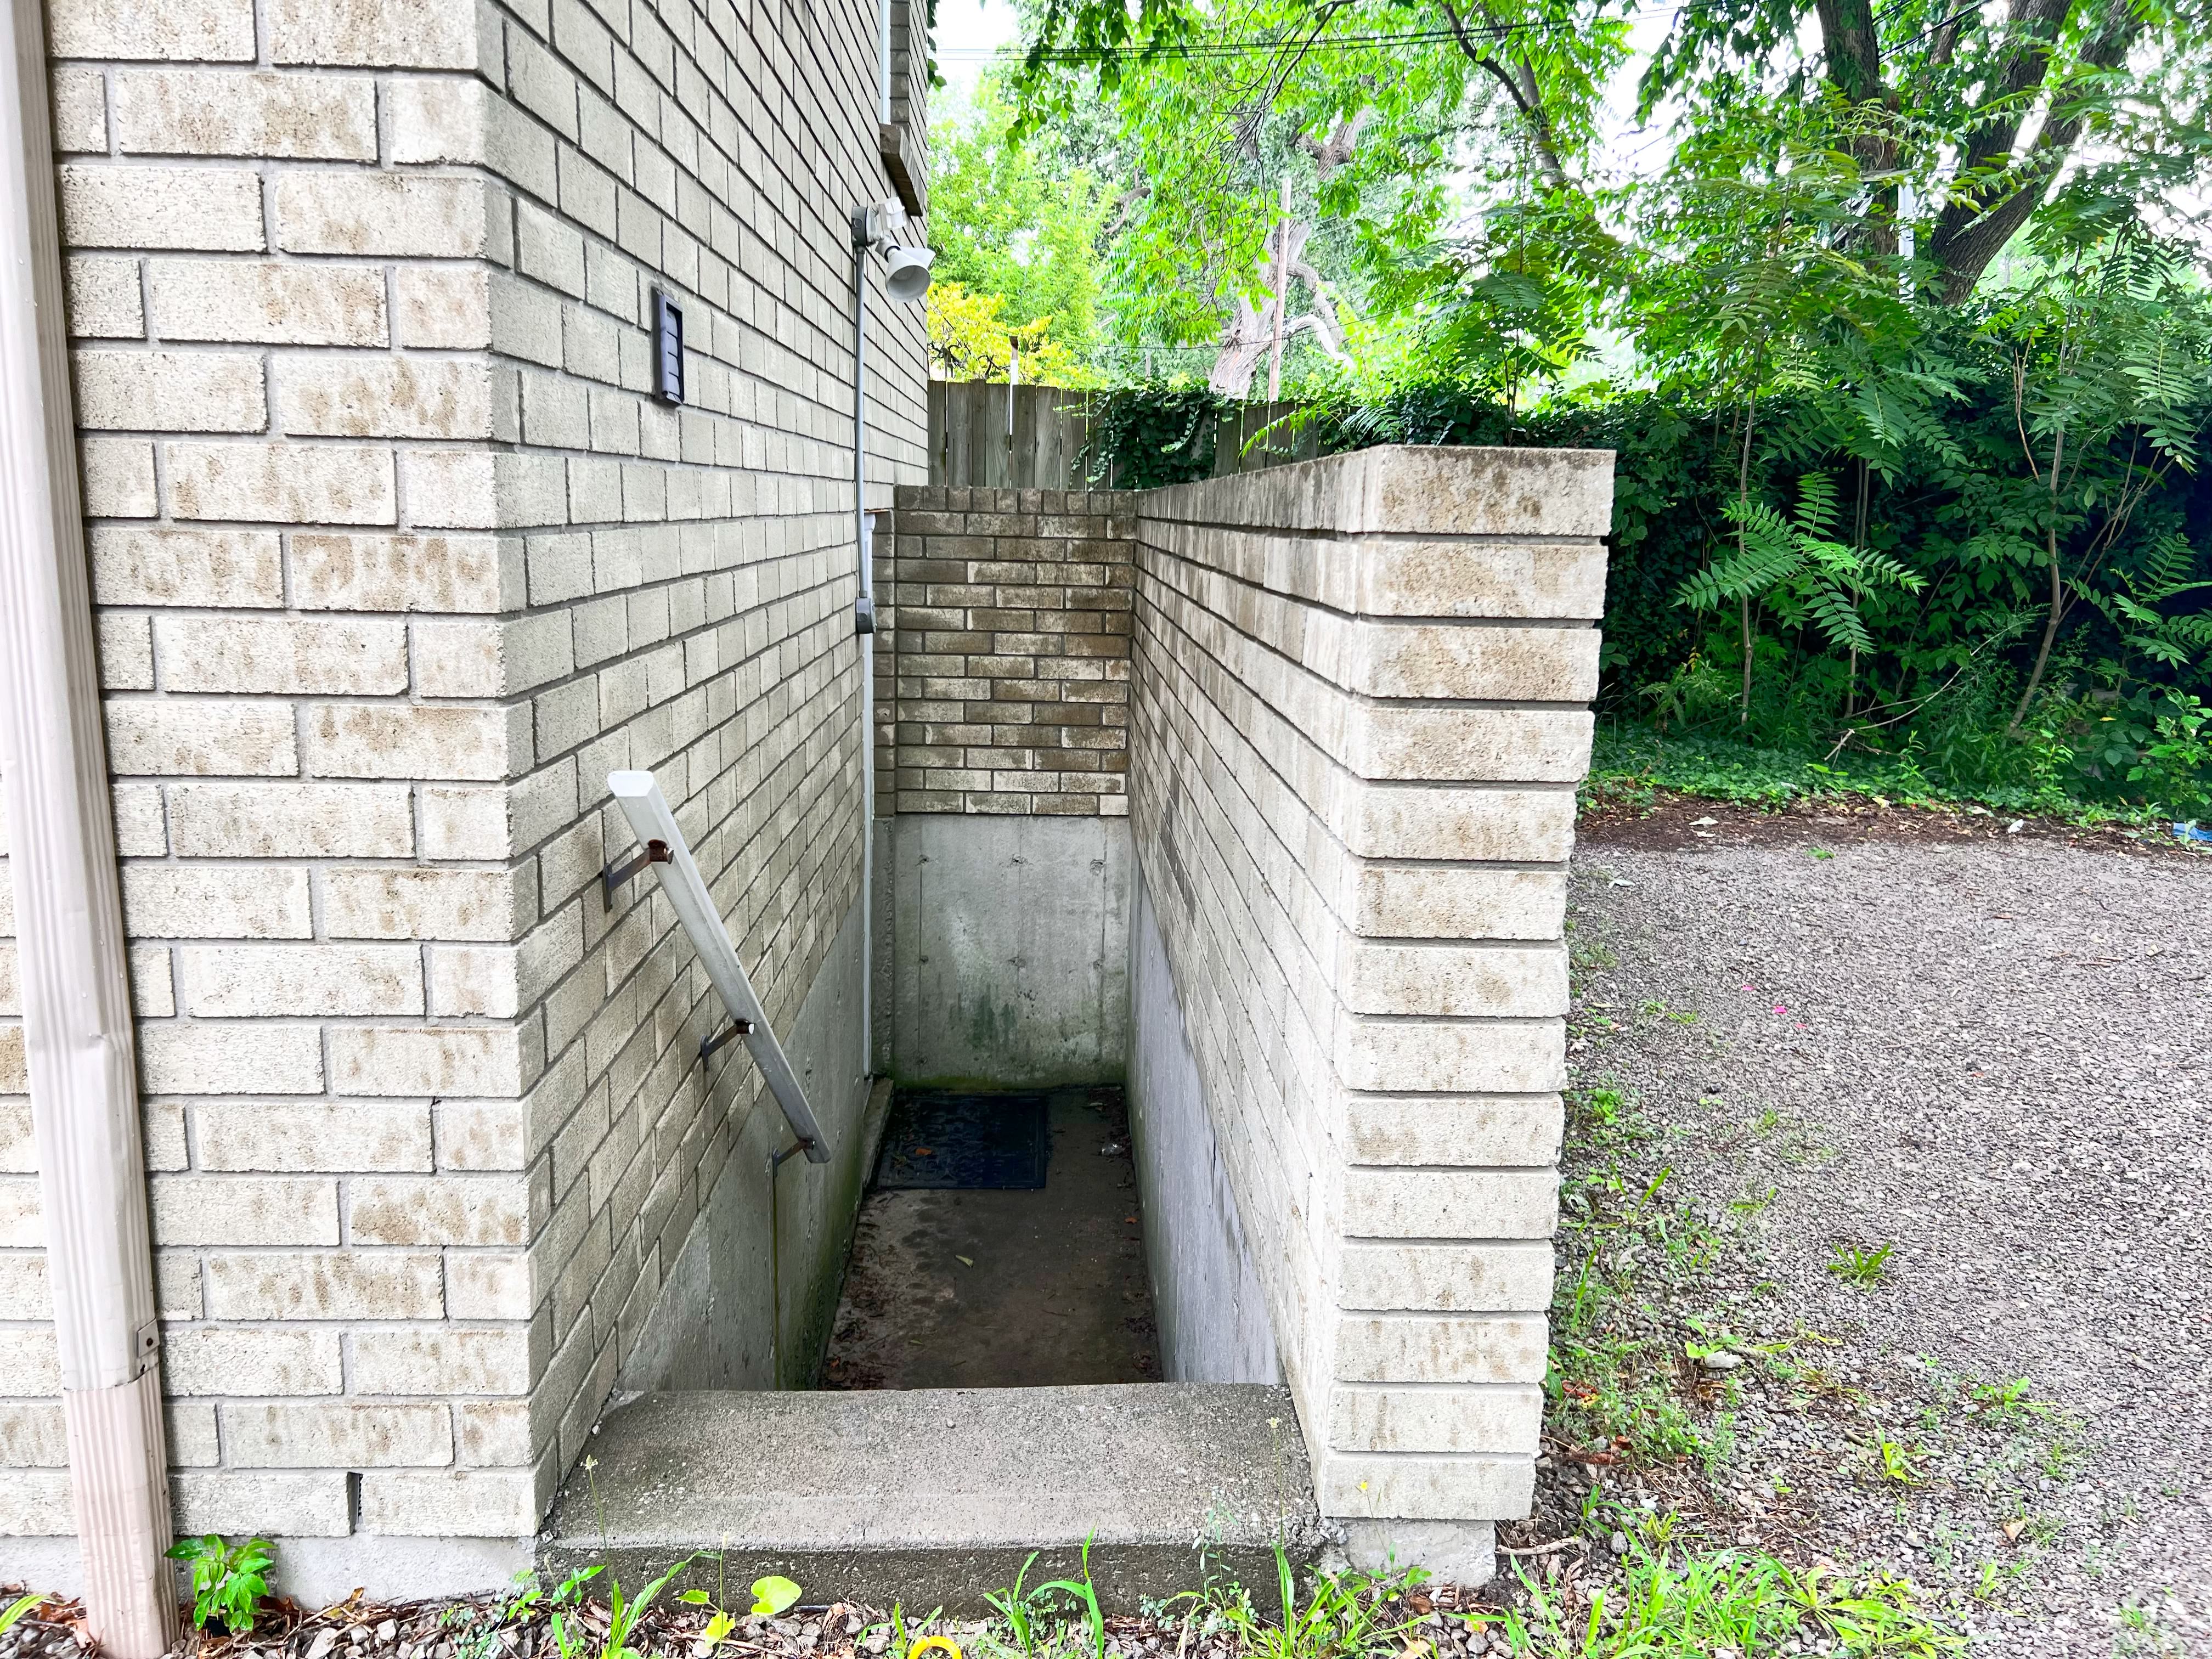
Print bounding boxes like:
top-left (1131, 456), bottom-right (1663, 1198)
top-left (872, 1088), bottom-right (1052, 1189)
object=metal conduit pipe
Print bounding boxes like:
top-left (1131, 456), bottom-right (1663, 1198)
top-left (851, 210), bottom-right (875, 1084)
top-left (0, 0), bottom-right (178, 1647)
top-left (850, 204), bottom-right (932, 1085)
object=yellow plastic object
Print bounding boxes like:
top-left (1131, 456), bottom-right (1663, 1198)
top-left (909, 1639), bottom-right (964, 1659)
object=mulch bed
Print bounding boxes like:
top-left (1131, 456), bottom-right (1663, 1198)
top-left (3, 1583), bottom-right (1519, 1659)
top-left (1578, 788), bottom-right (2211, 860)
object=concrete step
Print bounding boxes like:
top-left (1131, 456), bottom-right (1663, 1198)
top-left (540, 1383), bottom-right (1321, 1612)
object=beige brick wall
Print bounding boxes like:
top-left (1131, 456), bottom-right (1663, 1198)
top-left (1126, 447), bottom-right (1610, 1527)
top-left (1, 0), bottom-right (924, 1570)
top-left (876, 487), bottom-right (1133, 816)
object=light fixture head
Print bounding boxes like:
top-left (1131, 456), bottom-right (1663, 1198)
top-left (884, 244), bottom-right (935, 303)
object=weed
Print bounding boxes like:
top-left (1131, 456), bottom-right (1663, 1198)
top-left (0, 1596), bottom-right (43, 1638)
top-left (166, 1534), bottom-right (275, 1635)
top-left (1825, 1240), bottom-right (1894, 1285)
top-left (1964, 1376), bottom-right (2050, 1424)
top-left (1570, 934), bottom-right (1620, 972)
top-left (982, 1555), bottom-right (1054, 1659)
top-left (1548, 1085), bottom-right (1730, 1465)
top-left (1870, 1434), bottom-right (1924, 1485)
top-left (1971, 1558), bottom-right (2026, 1602)
top-left (1810, 847), bottom-right (1836, 859)
top-left (1214, 1544), bottom-right (1422, 1659)
top-left (886, 1603), bottom-right (947, 1659)
top-left (1729, 1186), bottom-right (1777, 1215)
top-left (1031, 1538), bottom-right (1107, 1659)
top-left (2116, 1602), bottom-right (2186, 1656)
top-left (2041, 1432), bottom-right (2085, 1482)
top-left (673, 1590), bottom-right (740, 1651)
top-left (1472, 1537), bottom-right (1963, 1656)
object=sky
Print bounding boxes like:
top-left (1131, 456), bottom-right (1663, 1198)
top-left (931, 0), bottom-right (1022, 108)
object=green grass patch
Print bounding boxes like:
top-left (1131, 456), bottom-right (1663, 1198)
top-left (1479, 1542), bottom-right (1965, 1657)
top-left (1547, 1085), bottom-right (1729, 1469)
top-left (1582, 724), bottom-right (2181, 825)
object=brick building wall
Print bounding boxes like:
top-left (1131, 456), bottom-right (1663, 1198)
top-left (0, 0), bottom-right (923, 1589)
top-left (1126, 447), bottom-right (1608, 1549)
top-left (874, 487), bottom-right (1133, 817)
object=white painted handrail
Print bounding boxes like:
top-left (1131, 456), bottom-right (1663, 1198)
top-left (606, 772), bottom-right (832, 1164)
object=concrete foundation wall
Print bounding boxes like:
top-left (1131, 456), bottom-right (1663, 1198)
top-left (1126, 871), bottom-right (1280, 1386)
top-left (617, 891), bottom-right (884, 1394)
top-left (877, 815), bottom-right (1130, 1086)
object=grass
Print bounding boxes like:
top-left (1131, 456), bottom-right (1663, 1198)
top-left (1582, 724), bottom-right (2181, 826)
top-left (1476, 1541), bottom-right (1964, 1657)
top-left (1547, 1084), bottom-right (1728, 1469)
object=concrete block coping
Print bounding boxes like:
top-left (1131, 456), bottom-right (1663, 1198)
top-left (539, 1384), bottom-right (1322, 1613)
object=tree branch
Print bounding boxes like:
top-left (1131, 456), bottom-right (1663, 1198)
top-left (1434, 0), bottom-right (1575, 192)
top-left (1927, 0), bottom-right (2139, 300)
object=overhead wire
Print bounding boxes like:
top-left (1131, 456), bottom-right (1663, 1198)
top-left (928, 0), bottom-right (1769, 63)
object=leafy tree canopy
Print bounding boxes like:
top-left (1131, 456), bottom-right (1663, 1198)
top-left (926, 78), bottom-right (1114, 368)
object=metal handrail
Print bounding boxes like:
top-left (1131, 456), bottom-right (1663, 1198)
top-left (603, 771), bottom-right (832, 1164)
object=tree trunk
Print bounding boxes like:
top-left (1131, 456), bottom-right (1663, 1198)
top-left (1738, 390), bottom-right (1757, 724)
top-left (2008, 424), bottom-right (2066, 732)
top-left (1266, 178), bottom-right (1290, 402)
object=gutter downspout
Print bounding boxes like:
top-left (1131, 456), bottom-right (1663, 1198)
top-left (851, 210), bottom-right (875, 1085)
top-left (0, 0), bottom-right (177, 1647)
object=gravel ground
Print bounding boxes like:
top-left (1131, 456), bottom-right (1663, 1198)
top-left (1532, 799), bottom-right (2212, 1654)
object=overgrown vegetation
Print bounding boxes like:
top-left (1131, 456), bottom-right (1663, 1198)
top-left (923, 0), bottom-right (2212, 819)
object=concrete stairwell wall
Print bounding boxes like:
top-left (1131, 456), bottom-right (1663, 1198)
top-left (1125, 447), bottom-right (1611, 1578)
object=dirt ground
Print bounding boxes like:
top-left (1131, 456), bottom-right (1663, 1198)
top-left (1519, 797), bottom-right (2212, 1653)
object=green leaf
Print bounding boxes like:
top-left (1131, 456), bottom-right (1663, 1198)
top-left (749, 1577), bottom-right (802, 1617)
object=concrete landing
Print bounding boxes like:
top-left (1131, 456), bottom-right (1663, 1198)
top-left (822, 1088), bottom-right (1159, 1390)
top-left (541, 1383), bottom-right (1321, 1611)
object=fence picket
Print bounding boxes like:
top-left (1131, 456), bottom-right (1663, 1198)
top-left (925, 381), bottom-right (1313, 488)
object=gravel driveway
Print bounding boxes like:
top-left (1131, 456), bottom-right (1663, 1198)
top-left (1555, 802), bottom-right (2211, 1653)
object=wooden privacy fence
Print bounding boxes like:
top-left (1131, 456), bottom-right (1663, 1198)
top-left (927, 380), bottom-right (1325, 489)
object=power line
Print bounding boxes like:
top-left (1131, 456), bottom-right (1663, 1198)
top-left (930, 0), bottom-right (1714, 62)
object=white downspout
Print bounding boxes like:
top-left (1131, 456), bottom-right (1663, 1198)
top-left (0, 0), bottom-right (177, 1648)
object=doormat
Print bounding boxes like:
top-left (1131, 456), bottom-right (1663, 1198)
top-left (872, 1089), bottom-right (1051, 1189)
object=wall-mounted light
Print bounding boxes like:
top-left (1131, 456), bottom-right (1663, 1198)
top-left (883, 242), bottom-right (934, 303)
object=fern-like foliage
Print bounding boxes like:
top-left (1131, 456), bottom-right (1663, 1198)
top-left (1679, 472), bottom-right (1927, 658)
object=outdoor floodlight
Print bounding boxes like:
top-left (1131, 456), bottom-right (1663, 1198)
top-left (884, 243), bottom-right (935, 302)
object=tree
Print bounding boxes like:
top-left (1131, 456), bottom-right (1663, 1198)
top-left (1016, 0), bottom-right (2212, 310)
top-left (927, 80), bottom-right (1114, 362)
top-left (926, 281), bottom-right (1090, 384)
top-left (1640, 0), bottom-right (2212, 301)
top-left (1012, 1), bottom-right (1627, 389)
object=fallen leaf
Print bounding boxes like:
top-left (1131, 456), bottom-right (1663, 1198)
top-left (913, 1147), bottom-right (933, 1156)
top-left (1690, 815), bottom-right (1718, 826)
top-left (2002, 1519), bottom-right (2025, 1544)
top-left (955, 1255), bottom-right (974, 1267)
